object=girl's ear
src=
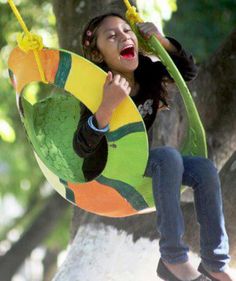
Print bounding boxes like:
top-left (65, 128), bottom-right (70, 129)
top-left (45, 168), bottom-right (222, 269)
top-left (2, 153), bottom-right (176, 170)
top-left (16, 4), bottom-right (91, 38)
top-left (91, 50), bottom-right (104, 63)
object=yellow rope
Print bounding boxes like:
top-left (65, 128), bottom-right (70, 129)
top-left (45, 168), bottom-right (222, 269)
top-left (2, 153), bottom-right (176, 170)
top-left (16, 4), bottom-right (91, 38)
top-left (7, 0), bottom-right (48, 84)
top-left (123, 0), bottom-right (143, 24)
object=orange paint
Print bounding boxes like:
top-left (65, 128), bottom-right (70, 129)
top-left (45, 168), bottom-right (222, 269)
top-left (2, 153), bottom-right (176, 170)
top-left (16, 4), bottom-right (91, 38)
top-left (68, 181), bottom-right (138, 217)
top-left (8, 48), bottom-right (59, 93)
top-left (8, 47), bottom-right (149, 217)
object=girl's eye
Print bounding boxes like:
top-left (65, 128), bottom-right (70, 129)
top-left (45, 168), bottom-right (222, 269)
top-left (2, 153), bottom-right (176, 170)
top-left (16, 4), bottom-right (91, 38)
top-left (108, 34), bottom-right (116, 39)
top-left (124, 29), bottom-right (132, 33)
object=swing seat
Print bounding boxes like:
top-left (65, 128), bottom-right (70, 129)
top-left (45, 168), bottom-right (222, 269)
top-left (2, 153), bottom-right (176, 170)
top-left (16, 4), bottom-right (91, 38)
top-left (7, 0), bottom-right (207, 218)
top-left (9, 47), bottom-right (156, 217)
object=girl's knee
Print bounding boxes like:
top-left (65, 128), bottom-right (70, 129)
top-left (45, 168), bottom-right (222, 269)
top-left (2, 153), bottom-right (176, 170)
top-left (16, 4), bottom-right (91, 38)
top-left (195, 157), bottom-right (218, 174)
top-left (150, 146), bottom-right (183, 168)
top-left (191, 157), bottom-right (219, 187)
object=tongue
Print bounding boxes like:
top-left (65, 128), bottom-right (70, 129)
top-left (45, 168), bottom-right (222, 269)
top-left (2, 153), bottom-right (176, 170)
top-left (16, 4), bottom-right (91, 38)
top-left (120, 48), bottom-right (134, 59)
top-left (122, 53), bottom-right (134, 59)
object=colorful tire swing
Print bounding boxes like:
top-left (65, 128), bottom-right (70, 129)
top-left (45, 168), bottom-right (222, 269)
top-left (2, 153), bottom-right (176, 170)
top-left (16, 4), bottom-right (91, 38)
top-left (8, 0), bottom-right (207, 218)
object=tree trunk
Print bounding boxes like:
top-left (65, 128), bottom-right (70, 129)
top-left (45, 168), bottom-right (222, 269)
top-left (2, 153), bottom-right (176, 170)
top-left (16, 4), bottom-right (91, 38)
top-left (53, 152), bottom-right (236, 281)
top-left (52, 0), bottom-right (135, 53)
top-left (53, 0), bottom-right (236, 168)
top-left (152, 27), bottom-right (236, 169)
top-left (70, 153), bottom-right (236, 259)
top-left (51, 0), bottom-right (236, 278)
top-left (0, 192), bottom-right (68, 281)
top-left (43, 247), bottom-right (61, 281)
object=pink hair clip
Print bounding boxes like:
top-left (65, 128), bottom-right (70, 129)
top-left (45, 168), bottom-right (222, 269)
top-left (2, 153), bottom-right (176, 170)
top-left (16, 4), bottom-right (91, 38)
top-left (86, 30), bottom-right (92, 37)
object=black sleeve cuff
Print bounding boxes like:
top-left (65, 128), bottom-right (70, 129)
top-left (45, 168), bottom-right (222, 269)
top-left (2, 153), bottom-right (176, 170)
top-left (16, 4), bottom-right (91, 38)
top-left (164, 36), bottom-right (198, 81)
top-left (73, 115), bottom-right (106, 158)
top-left (165, 36), bottom-right (183, 54)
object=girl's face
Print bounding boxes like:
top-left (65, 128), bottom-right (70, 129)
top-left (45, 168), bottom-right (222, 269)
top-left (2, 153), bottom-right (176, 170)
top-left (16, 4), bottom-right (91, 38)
top-left (96, 16), bottom-right (139, 74)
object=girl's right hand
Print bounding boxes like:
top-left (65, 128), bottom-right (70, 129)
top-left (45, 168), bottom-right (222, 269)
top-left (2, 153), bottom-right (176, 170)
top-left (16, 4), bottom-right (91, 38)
top-left (102, 71), bottom-right (131, 111)
top-left (95, 72), bottom-right (131, 128)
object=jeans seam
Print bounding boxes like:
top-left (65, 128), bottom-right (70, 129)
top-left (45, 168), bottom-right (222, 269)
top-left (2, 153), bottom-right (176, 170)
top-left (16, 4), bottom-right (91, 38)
top-left (151, 157), bottom-right (188, 263)
top-left (186, 170), bottom-right (212, 246)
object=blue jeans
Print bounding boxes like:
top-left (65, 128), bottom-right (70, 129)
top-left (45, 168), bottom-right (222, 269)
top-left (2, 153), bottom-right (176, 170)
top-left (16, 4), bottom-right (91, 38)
top-left (145, 146), bottom-right (230, 272)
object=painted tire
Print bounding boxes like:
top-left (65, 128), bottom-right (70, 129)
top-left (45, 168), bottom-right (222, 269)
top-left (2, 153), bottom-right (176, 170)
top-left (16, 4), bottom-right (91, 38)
top-left (8, 47), bottom-right (155, 217)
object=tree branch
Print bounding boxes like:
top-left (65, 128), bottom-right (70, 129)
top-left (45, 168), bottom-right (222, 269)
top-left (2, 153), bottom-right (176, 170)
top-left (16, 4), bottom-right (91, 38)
top-left (152, 27), bottom-right (236, 168)
top-left (71, 151), bottom-right (236, 267)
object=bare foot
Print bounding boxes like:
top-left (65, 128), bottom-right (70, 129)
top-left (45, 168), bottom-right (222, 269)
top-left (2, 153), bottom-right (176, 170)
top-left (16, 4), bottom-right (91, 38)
top-left (163, 260), bottom-right (201, 280)
top-left (207, 268), bottom-right (235, 281)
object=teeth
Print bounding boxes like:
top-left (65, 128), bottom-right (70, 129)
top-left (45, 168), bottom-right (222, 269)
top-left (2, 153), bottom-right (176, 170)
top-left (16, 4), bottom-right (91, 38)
top-left (121, 45), bottom-right (134, 51)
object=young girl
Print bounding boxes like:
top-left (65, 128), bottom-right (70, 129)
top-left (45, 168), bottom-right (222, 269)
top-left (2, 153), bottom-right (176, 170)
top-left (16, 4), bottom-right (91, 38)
top-left (73, 13), bottom-right (234, 281)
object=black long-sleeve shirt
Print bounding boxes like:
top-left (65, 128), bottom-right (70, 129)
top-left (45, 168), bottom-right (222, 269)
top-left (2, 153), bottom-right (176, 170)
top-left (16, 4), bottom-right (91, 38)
top-left (73, 37), bottom-right (198, 180)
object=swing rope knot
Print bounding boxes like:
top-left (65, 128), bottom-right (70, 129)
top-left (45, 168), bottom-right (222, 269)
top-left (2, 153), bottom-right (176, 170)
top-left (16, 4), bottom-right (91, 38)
top-left (125, 5), bottom-right (143, 24)
top-left (8, 0), bottom-right (48, 84)
top-left (123, 0), bottom-right (143, 24)
top-left (17, 32), bottom-right (44, 53)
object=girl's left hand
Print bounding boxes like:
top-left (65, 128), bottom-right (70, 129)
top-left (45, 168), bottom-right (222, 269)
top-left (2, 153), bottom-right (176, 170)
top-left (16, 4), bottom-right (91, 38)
top-left (136, 22), bottom-right (165, 44)
top-left (136, 22), bottom-right (178, 53)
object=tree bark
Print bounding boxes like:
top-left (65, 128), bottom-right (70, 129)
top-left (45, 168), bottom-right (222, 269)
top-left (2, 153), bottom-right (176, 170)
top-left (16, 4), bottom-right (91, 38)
top-left (53, 152), bottom-right (236, 281)
top-left (191, 27), bottom-right (236, 167)
top-left (51, 0), bottom-right (236, 277)
top-left (152, 27), bottom-right (236, 169)
top-left (43, 247), bottom-right (61, 281)
top-left (61, 152), bottom-right (236, 277)
top-left (52, 0), bottom-right (135, 52)
top-left (0, 192), bottom-right (68, 281)
top-left (53, 0), bottom-right (236, 168)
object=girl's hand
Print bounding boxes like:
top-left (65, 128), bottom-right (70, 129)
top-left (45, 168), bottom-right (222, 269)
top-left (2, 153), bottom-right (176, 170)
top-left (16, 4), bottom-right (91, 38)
top-left (136, 22), bottom-right (165, 42)
top-left (102, 71), bottom-right (131, 111)
top-left (95, 72), bottom-right (131, 128)
top-left (136, 22), bottom-right (178, 53)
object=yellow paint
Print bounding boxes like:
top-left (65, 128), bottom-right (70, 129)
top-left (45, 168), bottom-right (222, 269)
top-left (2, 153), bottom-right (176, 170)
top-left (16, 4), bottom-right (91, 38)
top-left (65, 54), bottom-right (105, 113)
top-left (65, 53), bottom-right (142, 132)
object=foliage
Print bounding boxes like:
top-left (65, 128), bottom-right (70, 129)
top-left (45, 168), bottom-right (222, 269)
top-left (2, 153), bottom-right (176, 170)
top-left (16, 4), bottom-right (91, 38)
top-left (137, 0), bottom-right (177, 32)
top-left (0, 0), bottom-right (57, 204)
top-left (164, 0), bottom-right (236, 63)
top-left (45, 207), bottom-right (72, 249)
top-left (0, 0), bottom-right (69, 258)
top-left (0, 0), bottom-right (236, 278)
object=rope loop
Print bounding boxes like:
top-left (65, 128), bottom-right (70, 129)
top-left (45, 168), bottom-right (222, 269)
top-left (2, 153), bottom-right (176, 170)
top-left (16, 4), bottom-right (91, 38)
top-left (17, 32), bottom-right (44, 53)
top-left (125, 5), bottom-right (143, 24)
top-left (8, 0), bottom-right (47, 83)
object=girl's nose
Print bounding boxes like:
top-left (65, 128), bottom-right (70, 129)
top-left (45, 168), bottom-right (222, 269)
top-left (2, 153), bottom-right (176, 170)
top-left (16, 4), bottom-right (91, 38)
top-left (120, 31), bottom-right (131, 41)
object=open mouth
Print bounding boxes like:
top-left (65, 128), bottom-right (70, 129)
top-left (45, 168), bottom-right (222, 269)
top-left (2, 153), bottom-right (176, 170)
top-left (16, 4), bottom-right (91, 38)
top-left (120, 46), bottom-right (135, 59)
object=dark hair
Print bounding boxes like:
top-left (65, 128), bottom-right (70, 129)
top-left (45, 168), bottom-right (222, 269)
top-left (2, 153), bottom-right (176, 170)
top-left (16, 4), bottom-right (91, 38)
top-left (82, 12), bottom-right (126, 65)
top-left (82, 13), bottom-right (169, 110)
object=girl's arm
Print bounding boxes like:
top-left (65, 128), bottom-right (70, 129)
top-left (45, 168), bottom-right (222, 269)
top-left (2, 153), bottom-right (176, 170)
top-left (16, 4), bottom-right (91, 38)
top-left (73, 103), bottom-right (106, 158)
top-left (161, 36), bottom-right (198, 82)
top-left (137, 23), bottom-right (198, 81)
top-left (137, 22), bottom-right (178, 53)
top-left (73, 73), bottom-right (131, 158)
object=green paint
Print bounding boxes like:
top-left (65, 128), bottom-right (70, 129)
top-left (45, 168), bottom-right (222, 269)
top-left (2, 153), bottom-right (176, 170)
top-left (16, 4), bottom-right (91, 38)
top-left (103, 132), bottom-right (155, 206)
top-left (22, 94), bottom-right (85, 183)
top-left (97, 175), bottom-right (149, 210)
top-left (8, 69), bottom-right (14, 85)
top-left (55, 52), bottom-right (72, 88)
top-left (14, 40), bottom-right (204, 215)
top-left (104, 132), bottom-right (148, 186)
top-left (130, 23), bottom-right (207, 158)
top-left (106, 122), bottom-right (144, 142)
top-left (21, 91), bottom-right (152, 207)
top-left (59, 178), bottom-right (76, 203)
top-left (65, 187), bottom-right (76, 204)
top-left (135, 176), bottom-right (155, 207)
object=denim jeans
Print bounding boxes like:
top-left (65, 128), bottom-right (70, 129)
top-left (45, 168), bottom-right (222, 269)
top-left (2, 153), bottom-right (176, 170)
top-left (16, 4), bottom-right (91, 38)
top-left (144, 146), bottom-right (230, 272)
